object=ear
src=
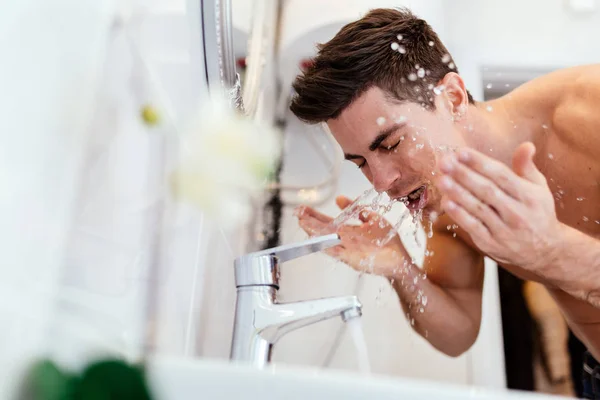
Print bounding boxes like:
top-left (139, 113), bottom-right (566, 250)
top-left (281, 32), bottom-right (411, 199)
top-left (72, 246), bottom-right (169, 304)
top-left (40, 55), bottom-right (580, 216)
top-left (434, 72), bottom-right (469, 119)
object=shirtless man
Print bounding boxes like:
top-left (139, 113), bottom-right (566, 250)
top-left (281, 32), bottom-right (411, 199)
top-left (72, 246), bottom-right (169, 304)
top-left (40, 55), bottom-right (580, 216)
top-left (290, 7), bottom-right (600, 393)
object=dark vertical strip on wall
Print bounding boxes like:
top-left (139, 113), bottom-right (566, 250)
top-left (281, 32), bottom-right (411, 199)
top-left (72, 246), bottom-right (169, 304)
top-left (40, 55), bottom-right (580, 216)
top-left (259, 119), bottom-right (286, 250)
top-left (261, 152), bottom-right (284, 250)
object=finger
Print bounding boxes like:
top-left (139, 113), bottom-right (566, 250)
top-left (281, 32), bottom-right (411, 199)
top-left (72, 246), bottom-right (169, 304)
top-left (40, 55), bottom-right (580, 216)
top-left (335, 195), bottom-right (381, 224)
top-left (295, 205), bottom-right (332, 224)
top-left (298, 216), bottom-right (331, 236)
top-left (442, 148), bottom-right (523, 200)
top-left (335, 195), bottom-right (354, 209)
top-left (437, 175), bottom-right (506, 232)
top-left (337, 224), bottom-right (365, 241)
top-left (442, 196), bottom-right (492, 243)
top-left (324, 245), bottom-right (345, 258)
top-left (512, 142), bottom-right (547, 185)
top-left (438, 158), bottom-right (521, 222)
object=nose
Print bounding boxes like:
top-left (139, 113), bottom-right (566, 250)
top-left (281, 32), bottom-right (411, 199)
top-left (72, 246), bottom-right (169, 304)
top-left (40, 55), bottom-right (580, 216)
top-left (370, 160), bottom-right (401, 193)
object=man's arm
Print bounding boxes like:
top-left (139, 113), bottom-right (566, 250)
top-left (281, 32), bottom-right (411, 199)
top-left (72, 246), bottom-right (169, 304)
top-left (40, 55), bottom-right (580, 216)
top-left (544, 224), bottom-right (600, 307)
top-left (393, 214), bottom-right (485, 357)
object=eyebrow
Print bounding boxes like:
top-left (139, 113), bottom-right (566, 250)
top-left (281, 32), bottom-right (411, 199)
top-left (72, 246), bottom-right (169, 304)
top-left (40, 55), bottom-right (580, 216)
top-left (343, 123), bottom-right (405, 160)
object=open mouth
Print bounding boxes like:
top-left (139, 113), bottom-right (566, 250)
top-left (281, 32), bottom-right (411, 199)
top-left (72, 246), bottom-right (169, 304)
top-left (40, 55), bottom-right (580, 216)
top-left (400, 185), bottom-right (428, 211)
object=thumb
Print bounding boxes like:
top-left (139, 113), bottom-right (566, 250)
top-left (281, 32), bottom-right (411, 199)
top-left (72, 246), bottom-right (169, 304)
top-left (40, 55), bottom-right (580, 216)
top-left (335, 195), bottom-right (353, 210)
top-left (512, 142), bottom-right (546, 185)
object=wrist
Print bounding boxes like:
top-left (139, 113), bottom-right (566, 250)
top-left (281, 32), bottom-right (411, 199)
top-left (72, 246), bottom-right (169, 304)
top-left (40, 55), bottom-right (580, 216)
top-left (542, 223), bottom-right (600, 302)
top-left (538, 222), bottom-right (571, 285)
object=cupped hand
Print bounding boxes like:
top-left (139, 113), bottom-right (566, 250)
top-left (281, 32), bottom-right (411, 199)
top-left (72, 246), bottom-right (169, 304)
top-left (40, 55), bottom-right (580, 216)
top-left (295, 195), bottom-right (411, 278)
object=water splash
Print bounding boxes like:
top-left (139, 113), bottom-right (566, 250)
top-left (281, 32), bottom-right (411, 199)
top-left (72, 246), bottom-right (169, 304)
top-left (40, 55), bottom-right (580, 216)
top-left (433, 85), bottom-right (445, 95)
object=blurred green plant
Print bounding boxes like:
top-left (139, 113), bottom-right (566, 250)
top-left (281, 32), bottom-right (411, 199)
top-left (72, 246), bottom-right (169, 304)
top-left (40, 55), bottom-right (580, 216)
top-left (19, 358), bottom-right (153, 400)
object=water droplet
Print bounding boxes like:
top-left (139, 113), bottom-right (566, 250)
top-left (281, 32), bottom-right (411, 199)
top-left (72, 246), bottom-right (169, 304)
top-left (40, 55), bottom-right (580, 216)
top-left (548, 153), bottom-right (554, 160)
top-left (419, 307), bottom-right (425, 313)
top-left (452, 233), bottom-right (457, 238)
top-left (397, 34), bottom-right (403, 40)
top-left (421, 295), bottom-right (428, 306)
top-left (441, 54), bottom-right (451, 63)
top-left (446, 225), bottom-right (451, 230)
top-left (376, 116), bottom-right (386, 126)
top-left (417, 68), bottom-right (426, 78)
top-left (583, 216), bottom-right (590, 222)
top-left (595, 220), bottom-right (600, 224)
top-left (411, 318), bottom-right (415, 326)
top-left (448, 62), bottom-right (455, 69)
top-left (416, 143), bottom-right (424, 150)
top-left (542, 124), bottom-right (549, 129)
top-left (433, 85), bottom-right (446, 95)
top-left (486, 105), bottom-right (493, 112)
top-left (486, 83), bottom-right (493, 89)
top-left (391, 42), bottom-right (400, 51)
top-left (398, 45), bottom-right (406, 54)
top-left (408, 73), bottom-right (418, 81)
top-left (428, 41), bottom-right (434, 46)
top-left (577, 197), bottom-right (585, 201)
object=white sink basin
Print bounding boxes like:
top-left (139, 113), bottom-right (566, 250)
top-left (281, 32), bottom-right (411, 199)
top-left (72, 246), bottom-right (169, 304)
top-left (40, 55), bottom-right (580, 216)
top-left (147, 356), bottom-right (569, 400)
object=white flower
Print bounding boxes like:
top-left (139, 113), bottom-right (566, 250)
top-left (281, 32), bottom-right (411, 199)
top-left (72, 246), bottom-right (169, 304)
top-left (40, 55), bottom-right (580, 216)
top-left (169, 94), bottom-right (280, 227)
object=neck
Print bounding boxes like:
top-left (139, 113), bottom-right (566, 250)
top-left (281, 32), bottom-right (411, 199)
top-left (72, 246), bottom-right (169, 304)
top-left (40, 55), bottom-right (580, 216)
top-left (460, 98), bottom-right (543, 166)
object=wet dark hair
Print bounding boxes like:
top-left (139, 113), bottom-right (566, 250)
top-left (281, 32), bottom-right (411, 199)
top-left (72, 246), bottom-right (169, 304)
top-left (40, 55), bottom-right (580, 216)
top-left (290, 7), bottom-right (474, 124)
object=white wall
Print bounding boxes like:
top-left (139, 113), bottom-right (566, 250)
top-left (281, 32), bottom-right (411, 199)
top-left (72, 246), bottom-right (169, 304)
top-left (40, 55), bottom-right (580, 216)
top-left (445, 0), bottom-right (600, 102)
top-left (0, 0), bottom-right (116, 397)
top-left (54, 0), bottom-right (233, 365)
top-left (1, 0), bottom-right (234, 381)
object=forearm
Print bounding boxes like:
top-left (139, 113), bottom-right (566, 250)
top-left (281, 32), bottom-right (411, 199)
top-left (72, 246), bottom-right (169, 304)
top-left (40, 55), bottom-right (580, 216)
top-left (544, 223), bottom-right (600, 307)
top-left (392, 264), bottom-right (482, 357)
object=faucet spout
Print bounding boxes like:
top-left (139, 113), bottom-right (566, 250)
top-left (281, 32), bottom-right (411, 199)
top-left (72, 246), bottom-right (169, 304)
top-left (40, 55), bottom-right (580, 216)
top-left (259, 295), bottom-right (362, 343)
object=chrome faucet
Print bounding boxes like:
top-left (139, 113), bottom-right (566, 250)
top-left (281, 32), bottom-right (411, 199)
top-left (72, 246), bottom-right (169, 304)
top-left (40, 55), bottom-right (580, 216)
top-left (230, 233), bottom-right (363, 367)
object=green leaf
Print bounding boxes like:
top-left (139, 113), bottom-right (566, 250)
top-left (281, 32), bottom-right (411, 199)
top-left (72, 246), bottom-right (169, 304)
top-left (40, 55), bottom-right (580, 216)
top-left (19, 359), bottom-right (73, 400)
top-left (72, 359), bottom-right (152, 400)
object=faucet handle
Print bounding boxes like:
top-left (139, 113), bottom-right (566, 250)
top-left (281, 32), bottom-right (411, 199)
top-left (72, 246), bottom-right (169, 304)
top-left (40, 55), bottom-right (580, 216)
top-left (234, 233), bottom-right (341, 288)
top-left (268, 233), bottom-right (341, 263)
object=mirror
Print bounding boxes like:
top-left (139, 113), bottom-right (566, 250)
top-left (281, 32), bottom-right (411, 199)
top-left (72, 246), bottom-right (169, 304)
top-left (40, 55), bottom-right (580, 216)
top-left (220, 1), bottom-right (600, 399)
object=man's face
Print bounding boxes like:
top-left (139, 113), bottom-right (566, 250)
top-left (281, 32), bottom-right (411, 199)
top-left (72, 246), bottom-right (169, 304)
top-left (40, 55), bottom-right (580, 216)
top-left (327, 86), bottom-right (466, 215)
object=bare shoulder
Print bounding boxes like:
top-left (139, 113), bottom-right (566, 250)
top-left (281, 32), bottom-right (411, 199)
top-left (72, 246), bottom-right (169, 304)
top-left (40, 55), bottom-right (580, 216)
top-left (552, 64), bottom-right (600, 156)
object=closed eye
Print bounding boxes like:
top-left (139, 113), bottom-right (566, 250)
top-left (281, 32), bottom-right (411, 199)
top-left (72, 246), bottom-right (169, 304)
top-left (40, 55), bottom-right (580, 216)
top-left (383, 139), bottom-right (402, 151)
